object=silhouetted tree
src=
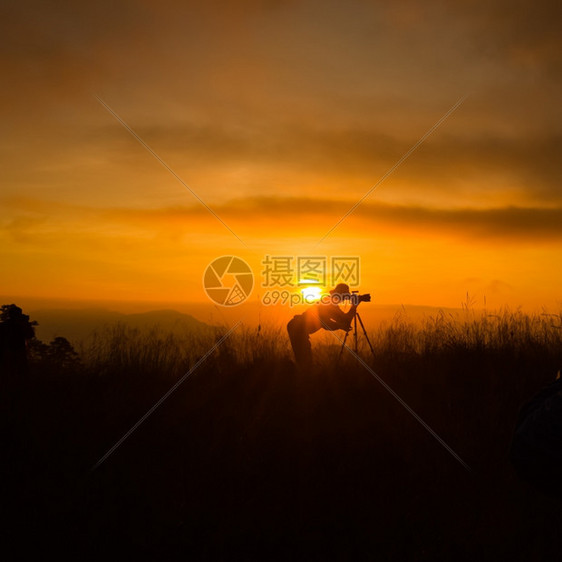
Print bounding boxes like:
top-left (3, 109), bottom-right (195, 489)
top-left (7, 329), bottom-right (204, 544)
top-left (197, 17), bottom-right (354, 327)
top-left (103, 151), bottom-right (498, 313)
top-left (47, 337), bottom-right (80, 371)
top-left (0, 304), bottom-right (36, 384)
top-left (27, 338), bottom-right (50, 364)
top-left (28, 336), bottom-right (81, 375)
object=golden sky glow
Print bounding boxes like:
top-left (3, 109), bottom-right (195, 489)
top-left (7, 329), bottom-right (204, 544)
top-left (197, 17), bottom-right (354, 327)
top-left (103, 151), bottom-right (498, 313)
top-left (1, 0), bottom-right (561, 313)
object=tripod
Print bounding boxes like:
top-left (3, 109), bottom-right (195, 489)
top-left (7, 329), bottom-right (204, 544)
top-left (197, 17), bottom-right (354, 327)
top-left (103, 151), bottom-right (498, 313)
top-left (338, 312), bottom-right (375, 361)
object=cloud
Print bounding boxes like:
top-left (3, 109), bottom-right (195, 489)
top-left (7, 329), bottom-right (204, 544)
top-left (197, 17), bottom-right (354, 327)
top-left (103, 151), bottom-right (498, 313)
top-left (89, 121), bottom-right (562, 201)
top-left (2, 1), bottom-right (560, 212)
top-left (385, 0), bottom-right (562, 70)
top-left (4, 196), bottom-right (562, 244)
top-left (113, 197), bottom-right (562, 242)
top-left (5, 114), bottom-right (559, 210)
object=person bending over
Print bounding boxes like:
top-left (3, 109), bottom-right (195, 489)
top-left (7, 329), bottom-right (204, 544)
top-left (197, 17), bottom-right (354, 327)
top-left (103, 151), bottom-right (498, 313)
top-left (287, 283), bottom-right (357, 369)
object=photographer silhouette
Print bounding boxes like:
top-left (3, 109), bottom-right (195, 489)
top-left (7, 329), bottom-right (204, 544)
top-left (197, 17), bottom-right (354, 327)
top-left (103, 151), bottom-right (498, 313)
top-left (287, 283), bottom-right (357, 369)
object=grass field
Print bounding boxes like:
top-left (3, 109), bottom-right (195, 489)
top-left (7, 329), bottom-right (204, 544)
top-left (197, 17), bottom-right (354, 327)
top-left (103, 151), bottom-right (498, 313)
top-left (2, 308), bottom-right (562, 559)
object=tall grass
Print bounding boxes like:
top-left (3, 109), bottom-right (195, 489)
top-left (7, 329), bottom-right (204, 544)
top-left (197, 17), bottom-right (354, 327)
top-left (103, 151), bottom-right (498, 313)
top-left (81, 322), bottom-right (216, 378)
top-left (375, 307), bottom-right (562, 356)
top-left (76, 308), bottom-right (562, 379)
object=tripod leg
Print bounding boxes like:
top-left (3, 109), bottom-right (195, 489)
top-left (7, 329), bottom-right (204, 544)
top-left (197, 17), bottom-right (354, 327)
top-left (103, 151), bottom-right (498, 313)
top-left (356, 313), bottom-right (376, 359)
top-left (338, 329), bottom-right (349, 362)
top-left (354, 313), bottom-right (358, 352)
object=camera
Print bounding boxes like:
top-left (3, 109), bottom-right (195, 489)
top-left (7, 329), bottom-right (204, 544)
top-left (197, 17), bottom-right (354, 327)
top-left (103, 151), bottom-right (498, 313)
top-left (344, 291), bottom-right (371, 305)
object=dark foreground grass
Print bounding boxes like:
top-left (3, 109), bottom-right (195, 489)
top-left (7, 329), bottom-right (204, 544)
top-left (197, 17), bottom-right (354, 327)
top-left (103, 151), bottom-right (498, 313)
top-left (1, 309), bottom-right (562, 560)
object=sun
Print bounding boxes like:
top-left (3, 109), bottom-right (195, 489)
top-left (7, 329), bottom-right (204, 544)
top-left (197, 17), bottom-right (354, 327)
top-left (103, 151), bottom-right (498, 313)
top-left (301, 285), bottom-right (323, 302)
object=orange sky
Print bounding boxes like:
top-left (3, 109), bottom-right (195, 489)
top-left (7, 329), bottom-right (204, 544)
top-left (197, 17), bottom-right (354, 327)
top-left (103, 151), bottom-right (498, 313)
top-left (1, 0), bottom-right (561, 314)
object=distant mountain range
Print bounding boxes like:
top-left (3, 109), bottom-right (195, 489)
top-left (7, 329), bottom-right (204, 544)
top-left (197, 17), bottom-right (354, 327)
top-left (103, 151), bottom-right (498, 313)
top-left (28, 308), bottom-right (214, 345)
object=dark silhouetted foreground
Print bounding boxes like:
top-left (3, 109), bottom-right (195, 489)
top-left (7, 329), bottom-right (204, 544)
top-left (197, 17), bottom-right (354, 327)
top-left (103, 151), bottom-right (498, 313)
top-left (1, 306), bottom-right (562, 559)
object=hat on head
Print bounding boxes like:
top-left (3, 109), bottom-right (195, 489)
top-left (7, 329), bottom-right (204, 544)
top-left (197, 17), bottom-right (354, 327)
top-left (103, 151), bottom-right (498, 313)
top-left (330, 283), bottom-right (351, 295)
